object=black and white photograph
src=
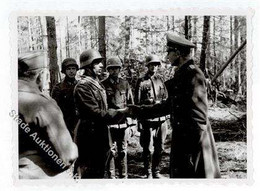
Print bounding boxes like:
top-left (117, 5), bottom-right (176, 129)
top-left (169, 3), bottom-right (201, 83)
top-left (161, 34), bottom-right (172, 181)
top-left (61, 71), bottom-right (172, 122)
top-left (16, 15), bottom-right (247, 179)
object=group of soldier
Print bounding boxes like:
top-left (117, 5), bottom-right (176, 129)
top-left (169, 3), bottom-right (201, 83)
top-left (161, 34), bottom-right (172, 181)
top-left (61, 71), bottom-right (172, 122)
top-left (18, 32), bottom-right (221, 179)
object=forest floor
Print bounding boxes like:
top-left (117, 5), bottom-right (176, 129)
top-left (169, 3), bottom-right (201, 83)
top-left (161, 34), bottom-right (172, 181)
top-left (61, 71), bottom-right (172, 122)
top-left (126, 105), bottom-right (247, 179)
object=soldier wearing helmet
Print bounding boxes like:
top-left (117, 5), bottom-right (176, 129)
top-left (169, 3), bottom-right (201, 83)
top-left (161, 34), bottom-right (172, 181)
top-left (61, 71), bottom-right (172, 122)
top-left (18, 51), bottom-right (78, 179)
top-left (51, 58), bottom-right (79, 137)
top-left (101, 57), bottom-right (134, 179)
top-left (129, 33), bottom-right (221, 178)
top-left (134, 54), bottom-right (168, 178)
top-left (73, 49), bottom-right (130, 178)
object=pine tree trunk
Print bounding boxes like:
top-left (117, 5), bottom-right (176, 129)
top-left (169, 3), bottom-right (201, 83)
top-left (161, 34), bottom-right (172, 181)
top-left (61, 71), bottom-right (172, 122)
top-left (46, 16), bottom-right (59, 92)
top-left (66, 16), bottom-right (70, 57)
top-left (172, 16), bottom-right (175, 31)
top-left (193, 16), bottom-right (198, 54)
top-left (28, 17), bottom-right (33, 51)
top-left (77, 16), bottom-right (81, 63)
top-left (213, 16), bottom-right (216, 75)
top-left (200, 16), bottom-right (210, 73)
top-left (98, 16), bottom-right (106, 67)
top-left (40, 16), bottom-right (48, 51)
top-left (125, 16), bottom-right (131, 58)
top-left (230, 16), bottom-right (233, 79)
top-left (234, 16), bottom-right (239, 94)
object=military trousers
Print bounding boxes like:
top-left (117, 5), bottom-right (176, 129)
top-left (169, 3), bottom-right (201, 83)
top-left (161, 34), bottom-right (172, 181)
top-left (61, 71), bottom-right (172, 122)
top-left (109, 127), bottom-right (128, 178)
top-left (140, 120), bottom-right (168, 174)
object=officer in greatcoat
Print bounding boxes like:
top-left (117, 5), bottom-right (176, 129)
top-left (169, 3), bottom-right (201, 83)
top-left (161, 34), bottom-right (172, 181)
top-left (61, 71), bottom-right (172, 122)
top-left (18, 51), bottom-right (78, 179)
top-left (73, 49), bottom-right (129, 178)
top-left (134, 55), bottom-right (168, 178)
top-left (101, 57), bottom-right (134, 178)
top-left (129, 33), bottom-right (221, 178)
top-left (51, 58), bottom-right (79, 137)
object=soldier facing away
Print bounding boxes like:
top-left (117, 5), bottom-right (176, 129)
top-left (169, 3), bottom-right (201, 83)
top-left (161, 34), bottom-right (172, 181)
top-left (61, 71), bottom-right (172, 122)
top-left (134, 55), bottom-right (168, 178)
top-left (51, 58), bottom-right (79, 138)
top-left (101, 57), bottom-right (134, 179)
top-left (129, 33), bottom-right (221, 178)
top-left (73, 49), bottom-right (129, 178)
top-left (18, 51), bottom-right (78, 179)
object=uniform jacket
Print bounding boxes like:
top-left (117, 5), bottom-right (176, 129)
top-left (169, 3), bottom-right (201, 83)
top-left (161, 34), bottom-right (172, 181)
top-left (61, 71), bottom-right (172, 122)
top-left (101, 76), bottom-right (134, 128)
top-left (138, 60), bottom-right (221, 178)
top-left (135, 72), bottom-right (168, 121)
top-left (18, 80), bottom-right (78, 179)
top-left (51, 77), bottom-right (78, 136)
top-left (73, 73), bottom-right (127, 177)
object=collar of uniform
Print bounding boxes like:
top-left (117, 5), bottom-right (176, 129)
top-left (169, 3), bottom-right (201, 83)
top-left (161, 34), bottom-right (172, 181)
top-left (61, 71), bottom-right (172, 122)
top-left (80, 75), bottom-right (104, 91)
top-left (175, 59), bottom-right (194, 73)
top-left (145, 71), bottom-right (154, 79)
top-left (64, 76), bottom-right (77, 85)
top-left (18, 79), bottom-right (41, 94)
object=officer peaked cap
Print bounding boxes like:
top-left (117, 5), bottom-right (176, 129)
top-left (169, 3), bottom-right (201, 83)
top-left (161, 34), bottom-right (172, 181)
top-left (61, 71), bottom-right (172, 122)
top-left (166, 32), bottom-right (195, 49)
top-left (18, 51), bottom-right (48, 71)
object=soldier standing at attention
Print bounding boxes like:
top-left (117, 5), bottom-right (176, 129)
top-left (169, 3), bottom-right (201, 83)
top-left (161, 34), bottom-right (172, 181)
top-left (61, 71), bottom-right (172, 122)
top-left (51, 58), bottom-right (79, 137)
top-left (101, 57), bottom-right (134, 179)
top-left (18, 52), bottom-right (78, 179)
top-left (134, 55), bottom-right (168, 179)
top-left (73, 49), bottom-right (129, 178)
top-left (129, 33), bottom-right (221, 178)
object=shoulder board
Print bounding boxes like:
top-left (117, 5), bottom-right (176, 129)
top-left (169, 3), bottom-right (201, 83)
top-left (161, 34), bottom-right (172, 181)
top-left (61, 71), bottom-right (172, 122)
top-left (188, 64), bottom-right (196, 70)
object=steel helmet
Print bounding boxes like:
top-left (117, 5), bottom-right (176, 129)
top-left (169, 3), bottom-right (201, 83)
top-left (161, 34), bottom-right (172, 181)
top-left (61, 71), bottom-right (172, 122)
top-left (79, 49), bottom-right (103, 69)
top-left (106, 57), bottom-right (122, 70)
top-left (61, 58), bottom-right (78, 73)
top-left (145, 55), bottom-right (161, 66)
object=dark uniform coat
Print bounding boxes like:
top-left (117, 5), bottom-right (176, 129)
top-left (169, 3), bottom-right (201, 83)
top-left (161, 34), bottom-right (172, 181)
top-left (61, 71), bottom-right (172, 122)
top-left (73, 74), bottom-right (127, 178)
top-left (18, 80), bottom-right (78, 179)
top-left (138, 60), bottom-right (221, 178)
top-left (51, 77), bottom-right (78, 137)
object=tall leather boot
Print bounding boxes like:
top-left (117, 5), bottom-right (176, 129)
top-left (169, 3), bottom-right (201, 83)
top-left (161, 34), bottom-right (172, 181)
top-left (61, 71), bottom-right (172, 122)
top-left (143, 153), bottom-right (152, 179)
top-left (152, 152), bottom-right (162, 179)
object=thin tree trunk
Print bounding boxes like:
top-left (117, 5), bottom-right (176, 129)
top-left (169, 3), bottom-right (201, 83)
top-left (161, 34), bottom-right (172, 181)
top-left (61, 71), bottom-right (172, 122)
top-left (172, 16), bottom-right (175, 31)
top-left (98, 16), bottom-right (106, 67)
top-left (125, 16), bottom-right (131, 58)
top-left (193, 16), bottom-right (198, 54)
top-left (46, 16), bottom-right (59, 91)
top-left (185, 16), bottom-right (189, 39)
top-left (213, 16), bottom-right (216, 75)
top-left (234, 16), bottom-right (239, 94)
top-left (230, 16), bottom-right (233, 78)
top-left (77, 16), bottom-right (81, 63)
top-left (66, 16), bottom-right (70, 57)
top-left (28, 17), bottom-right (33, 51)
top-left (200, 16), bottom-right (210, 73)
top-left (40, 16), bottom-right (48, 51)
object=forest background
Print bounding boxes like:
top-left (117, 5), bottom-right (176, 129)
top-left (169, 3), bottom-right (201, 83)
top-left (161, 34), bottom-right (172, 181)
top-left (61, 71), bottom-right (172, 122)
top-left (17, 15), bottom-right (247, 178)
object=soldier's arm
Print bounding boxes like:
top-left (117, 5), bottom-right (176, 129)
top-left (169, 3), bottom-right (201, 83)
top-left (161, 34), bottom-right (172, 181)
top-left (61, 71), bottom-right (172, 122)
top-left (128, 98), bottom-right (170, 119)
top-left (38, 101), bottom-right (78, 170)
top-left (74, 83), bottom-right (128, 124)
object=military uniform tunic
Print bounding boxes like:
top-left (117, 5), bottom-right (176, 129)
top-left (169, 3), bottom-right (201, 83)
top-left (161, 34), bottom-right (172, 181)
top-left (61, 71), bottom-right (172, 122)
top-left (18, 80), bottom-right (78, 179)
top-left (101, 76), bottom-right (134, 178)
top-left (51, 77), bottom-right (78, 137)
